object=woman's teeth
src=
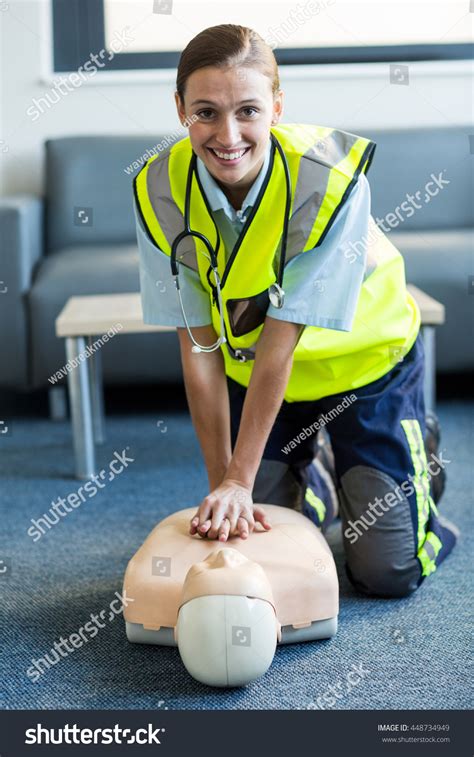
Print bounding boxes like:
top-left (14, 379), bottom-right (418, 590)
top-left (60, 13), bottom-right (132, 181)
top-left (211, 148), bottom-right (248, 160)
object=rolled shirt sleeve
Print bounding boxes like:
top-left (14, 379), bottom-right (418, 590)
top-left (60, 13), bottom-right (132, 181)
top-left (267, 173), bottom-right (371, 331)
top-left (134, 200), bottom-right (212, 327)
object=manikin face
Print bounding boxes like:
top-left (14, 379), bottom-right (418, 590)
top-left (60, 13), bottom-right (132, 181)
top-left (175, 66), bottom-right (283, 203)
top-left (177, 548), bottom-right (279, 686)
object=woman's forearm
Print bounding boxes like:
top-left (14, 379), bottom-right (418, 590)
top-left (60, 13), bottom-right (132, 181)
top-left (177, 326), bottom-right (232, 490)
top-left (226, 317), bottom-right (304, 489)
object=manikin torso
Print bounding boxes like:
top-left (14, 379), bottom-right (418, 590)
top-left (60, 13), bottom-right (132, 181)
top-left (124, 504), bottom-right (338, 631)
top-left (123, 505), bottom-right (339, 687)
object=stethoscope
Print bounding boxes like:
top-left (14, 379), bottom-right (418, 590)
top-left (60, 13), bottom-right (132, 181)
top-left (170, 132), bottom-right (291, 355)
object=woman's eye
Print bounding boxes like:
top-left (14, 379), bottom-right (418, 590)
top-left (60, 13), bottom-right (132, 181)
top-left (241, 107), bottom-right (258, 117)
top-left (196, 107), bottom-right (258, 120)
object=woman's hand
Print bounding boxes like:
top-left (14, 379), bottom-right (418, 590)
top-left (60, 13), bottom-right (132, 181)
top-left (189, 479), bottom-right (272, 542)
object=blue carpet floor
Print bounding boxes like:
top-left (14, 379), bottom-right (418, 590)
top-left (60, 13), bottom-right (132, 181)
top-left (0, 399), bottom-right (472, 710)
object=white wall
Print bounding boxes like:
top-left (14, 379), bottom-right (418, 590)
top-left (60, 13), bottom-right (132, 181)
top-left (0, 0), bottom-right (472, 197)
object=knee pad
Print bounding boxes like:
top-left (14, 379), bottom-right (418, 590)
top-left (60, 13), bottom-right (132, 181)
top-left (339, 465), bottom-right (421, 597)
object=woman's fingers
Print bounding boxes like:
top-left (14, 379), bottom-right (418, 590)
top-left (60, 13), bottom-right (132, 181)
top-left (189, 513), bottom-right (200, 534)
top-left (253, 505), bottom-right (272, 530)
top-left (193, 507), bottom-right (266, 539)
top-left (227, 505), bottom-right (241, 535)
top-left (197, 519), bottom-right (212, 537)
top-left (237, 516), bottom-right (249, 539)
top-left (218, 518), bottom-right (230, 542)
top-left (198, 498), bottom-right (213, 527)
top-left (191, 488), bottom-right (259, 541)
top-left (190, 496), bottom-right (215, 536)
top-left (242, 508), bottom-right (256, 532)
top-left (208, 508), bottom-right (227, 539)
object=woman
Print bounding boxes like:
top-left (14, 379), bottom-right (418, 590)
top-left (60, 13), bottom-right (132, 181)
top-left (133, 24), bottom-right (457, 597)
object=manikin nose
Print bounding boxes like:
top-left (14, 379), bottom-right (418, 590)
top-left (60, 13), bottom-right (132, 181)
top-left (209, 548), bottom-right (248, 569)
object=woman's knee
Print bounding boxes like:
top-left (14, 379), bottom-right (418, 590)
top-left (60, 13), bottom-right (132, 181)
top-left (340, 464), bottom-right (421, 597)
top-left (345, 558), bottom-right (419, 598)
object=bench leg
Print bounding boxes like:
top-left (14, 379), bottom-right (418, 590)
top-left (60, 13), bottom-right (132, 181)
top-left (421, 325), bottom-right (436, 414)
top-left (48, 386), bottom-right (68, 421)
top-left (66, 336), bottom-right (96, 479)
top-left (87, 336), bottom-right (106, 444)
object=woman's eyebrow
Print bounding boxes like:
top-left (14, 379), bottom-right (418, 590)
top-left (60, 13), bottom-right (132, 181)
top-left (190, 98), bottom-right (264, 106)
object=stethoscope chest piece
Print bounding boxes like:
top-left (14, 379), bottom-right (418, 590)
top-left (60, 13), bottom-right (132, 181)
top-left (268, 283), bottom-right (285, 309)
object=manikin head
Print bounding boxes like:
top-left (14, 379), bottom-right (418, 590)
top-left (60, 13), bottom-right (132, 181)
top-left (176, 548), bottom-right (280, 687)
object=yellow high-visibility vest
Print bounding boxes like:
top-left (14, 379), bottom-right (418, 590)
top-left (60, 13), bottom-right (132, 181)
top-left (134, 123), bottom-right (420, 401)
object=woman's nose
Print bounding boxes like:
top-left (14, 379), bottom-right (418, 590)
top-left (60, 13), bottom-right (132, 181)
top-left (215, 118), bottom-right (241, 147)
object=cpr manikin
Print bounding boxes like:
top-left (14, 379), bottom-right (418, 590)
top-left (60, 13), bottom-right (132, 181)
top-left (123, 504), bottom-right (338, 687)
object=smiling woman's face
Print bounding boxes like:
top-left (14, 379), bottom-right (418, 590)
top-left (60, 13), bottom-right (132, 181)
top-left (175, 66), bottom-right (283, 200)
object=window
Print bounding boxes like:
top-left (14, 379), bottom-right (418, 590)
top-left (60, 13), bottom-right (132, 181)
top-left (52, 0), bottom-right (473, 73)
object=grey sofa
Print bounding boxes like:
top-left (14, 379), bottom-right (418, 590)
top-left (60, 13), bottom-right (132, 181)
top-left (0, 127), bottom-right (472, 394)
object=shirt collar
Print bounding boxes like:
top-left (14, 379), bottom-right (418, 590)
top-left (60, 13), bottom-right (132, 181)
top-left (196, 139), bottom-right (272, 223)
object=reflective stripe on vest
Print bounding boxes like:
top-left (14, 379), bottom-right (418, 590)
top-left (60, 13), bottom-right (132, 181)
top-left (134, 122), bottom-right (420, 402)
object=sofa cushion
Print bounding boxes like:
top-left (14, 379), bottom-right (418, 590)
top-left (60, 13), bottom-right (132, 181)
top-left (366, 127), bottom-right (473, 231)
top-left (45, 135), bottom-right (167, 252)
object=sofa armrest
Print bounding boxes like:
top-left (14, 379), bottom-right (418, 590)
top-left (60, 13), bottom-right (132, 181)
top-left (0, 195), bottom-right (44, 389)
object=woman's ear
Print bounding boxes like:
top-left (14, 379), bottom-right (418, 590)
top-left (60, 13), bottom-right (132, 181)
top-left (272, 90), bottom-right (284, 125)
top-left (174, 91), bottom-right (187, 126)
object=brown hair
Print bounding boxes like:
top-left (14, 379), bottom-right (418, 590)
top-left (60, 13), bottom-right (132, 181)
top-left (176, 24), bottom-right (280, 104)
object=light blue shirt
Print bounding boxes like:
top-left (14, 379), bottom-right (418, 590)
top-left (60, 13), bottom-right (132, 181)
top-left (135, 140), bottom-right (371, 331)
